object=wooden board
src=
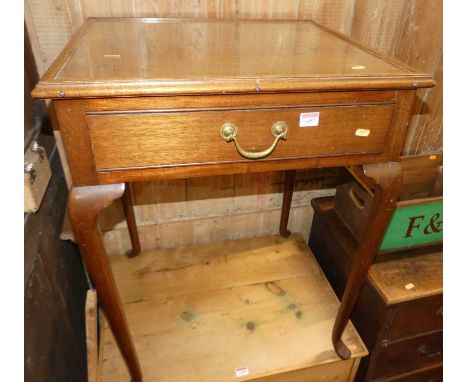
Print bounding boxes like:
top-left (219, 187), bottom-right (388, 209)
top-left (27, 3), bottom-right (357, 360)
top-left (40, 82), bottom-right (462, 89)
top-left (99, 234), bottom-right (367, 382)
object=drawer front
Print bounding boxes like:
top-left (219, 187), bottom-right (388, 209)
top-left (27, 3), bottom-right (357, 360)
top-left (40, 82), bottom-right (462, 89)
top-left (87, 104), bottom-right (395, 170)
top-left (374, 364), bottom-right (442, 382)
top-left (371, 331), bottom-right (442, 380)
top-left (387, 295), bottom-right (442, 341)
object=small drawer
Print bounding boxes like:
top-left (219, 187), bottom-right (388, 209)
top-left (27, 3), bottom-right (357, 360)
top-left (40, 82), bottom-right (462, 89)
top-left (371, 331), bottom-right (442, 380)
top-left (386, 295), bottom-right (442, 341)
top-left (86, 103), bottom-right (395, 170)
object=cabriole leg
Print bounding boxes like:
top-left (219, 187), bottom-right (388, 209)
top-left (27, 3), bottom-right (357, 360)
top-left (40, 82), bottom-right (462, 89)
top-left (68, 183), bottom-right (142, 382)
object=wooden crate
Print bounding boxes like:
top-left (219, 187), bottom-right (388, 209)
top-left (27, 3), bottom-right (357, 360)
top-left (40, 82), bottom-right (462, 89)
top-left (334, 154), bottom-right (442, 254)
top-left (98, 235), bottom-right (367, 382)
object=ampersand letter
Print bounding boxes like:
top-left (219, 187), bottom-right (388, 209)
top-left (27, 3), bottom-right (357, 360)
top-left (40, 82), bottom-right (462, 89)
top-left (424, 213), bottom-right (443, 234)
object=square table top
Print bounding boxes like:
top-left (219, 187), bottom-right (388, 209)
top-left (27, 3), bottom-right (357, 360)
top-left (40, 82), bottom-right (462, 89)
top-left (33, 18), bottom-right (434, 99)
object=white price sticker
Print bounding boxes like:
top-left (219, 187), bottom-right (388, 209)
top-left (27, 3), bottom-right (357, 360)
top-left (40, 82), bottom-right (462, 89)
top-left (235, 366), bottom-right (250, 377)
top-left (355, 128), bottom-right (371, 137)
top-left (299, 112), bottom-right (320, 127)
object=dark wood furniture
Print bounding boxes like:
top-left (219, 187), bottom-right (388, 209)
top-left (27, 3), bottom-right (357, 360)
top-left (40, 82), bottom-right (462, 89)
top-left (309, 197), bottom-right (442, 381)
top-left (32, 18), bottom-right (434, 381)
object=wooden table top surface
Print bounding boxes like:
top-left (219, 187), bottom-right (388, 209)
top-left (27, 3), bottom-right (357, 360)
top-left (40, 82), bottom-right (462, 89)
top-left (33, 18), bottom-right (434, 99)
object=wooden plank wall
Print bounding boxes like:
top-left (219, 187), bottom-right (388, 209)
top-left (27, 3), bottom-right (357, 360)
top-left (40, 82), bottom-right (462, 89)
top-left (25, 0), bottom-right (442, 255)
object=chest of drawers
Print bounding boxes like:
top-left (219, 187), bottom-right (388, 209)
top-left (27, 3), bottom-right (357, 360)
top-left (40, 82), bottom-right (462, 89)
top-left (32, 18), bottom-right (434, 381)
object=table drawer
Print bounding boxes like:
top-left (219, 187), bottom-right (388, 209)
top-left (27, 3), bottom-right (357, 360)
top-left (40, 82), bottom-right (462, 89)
top-left (371, 331), bottom-right (442, 380)
top-left (386, 295), bottom-right (442, 341)
top-left (87, 104), bottom-right (395, 170)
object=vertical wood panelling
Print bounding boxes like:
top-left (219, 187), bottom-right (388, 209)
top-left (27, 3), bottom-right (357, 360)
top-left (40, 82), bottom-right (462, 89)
top-left (410, 54), bottom-right (442, 153)
top-left (298, 0), bottom-right (356, 34)
top-left (25, 0), bottom-right (84, 75)
top-left (25, 0), bottom-right (442, 253)
top-left (350, 0), bottom-right (407, 55)
top-left (394, 0), bottom-right (443, 73)
top-left (394, 0), bottom-right (443, 154)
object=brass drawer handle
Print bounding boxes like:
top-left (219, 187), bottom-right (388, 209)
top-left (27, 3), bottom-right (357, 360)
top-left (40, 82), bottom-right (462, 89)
top-left (417, 345), bottom-right (442, 358)
top-left (220, 121), bottom-right (287, 160)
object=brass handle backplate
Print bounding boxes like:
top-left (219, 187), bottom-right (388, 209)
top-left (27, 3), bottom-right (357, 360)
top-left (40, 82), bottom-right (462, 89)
top-left (220, 121), bottom-right (288, 160)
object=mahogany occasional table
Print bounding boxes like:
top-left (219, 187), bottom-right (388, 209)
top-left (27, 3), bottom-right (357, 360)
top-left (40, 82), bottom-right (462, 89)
top-left (32, 18), bottom-right (434, 382)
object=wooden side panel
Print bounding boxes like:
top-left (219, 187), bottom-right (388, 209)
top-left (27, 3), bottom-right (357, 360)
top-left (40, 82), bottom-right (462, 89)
top-left (251, 359), bottom-right (356, 382)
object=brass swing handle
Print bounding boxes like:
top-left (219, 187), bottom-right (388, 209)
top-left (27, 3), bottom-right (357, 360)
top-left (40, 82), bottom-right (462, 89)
top-left (220, 121), bottom-right (288, 160)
